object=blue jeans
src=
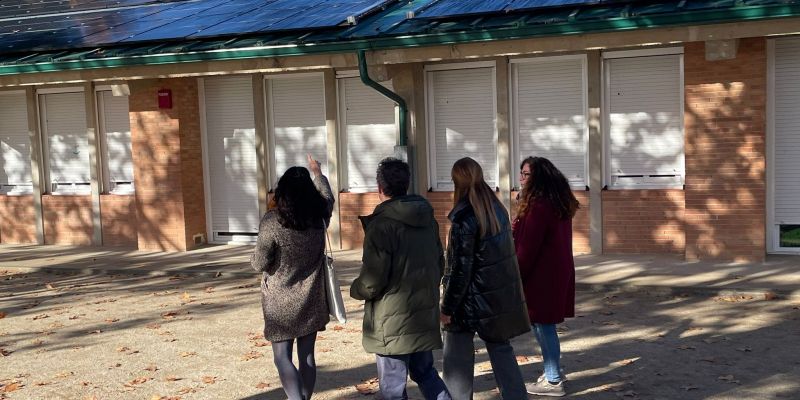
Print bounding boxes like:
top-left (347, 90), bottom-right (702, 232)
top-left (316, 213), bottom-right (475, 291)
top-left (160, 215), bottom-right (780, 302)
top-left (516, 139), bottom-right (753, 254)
top-left (376, 351), bottom-right (451, 400)
top-left (532, 323), bottom-right (562, 383)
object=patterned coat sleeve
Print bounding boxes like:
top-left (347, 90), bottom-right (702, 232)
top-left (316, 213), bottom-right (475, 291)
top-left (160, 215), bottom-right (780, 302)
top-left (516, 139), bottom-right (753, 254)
top-left (313, 174), bottom-right (335, 226)
top-left (251, 215), bottom-right (278, 274)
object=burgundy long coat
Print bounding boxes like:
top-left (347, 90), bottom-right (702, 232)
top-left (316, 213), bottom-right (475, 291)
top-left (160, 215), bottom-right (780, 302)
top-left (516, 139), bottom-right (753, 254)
top-left (513, 198), bottom-right (575, 324)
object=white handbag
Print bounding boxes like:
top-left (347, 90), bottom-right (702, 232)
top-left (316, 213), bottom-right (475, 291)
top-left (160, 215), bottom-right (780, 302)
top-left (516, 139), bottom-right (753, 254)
top-left (323, 220), bottom-right (347, 323)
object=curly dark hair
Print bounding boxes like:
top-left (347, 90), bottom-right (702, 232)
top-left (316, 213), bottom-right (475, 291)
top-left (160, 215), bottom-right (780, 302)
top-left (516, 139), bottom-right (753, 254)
top-left (517, 157), bottom-right (579, 220)
top-left (274, 167), bottom-right (330, 230)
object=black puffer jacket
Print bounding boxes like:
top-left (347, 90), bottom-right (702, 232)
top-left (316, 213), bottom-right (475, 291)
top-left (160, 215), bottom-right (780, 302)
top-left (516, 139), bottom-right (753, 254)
top-left (441, 199), bottom-right (531, 343)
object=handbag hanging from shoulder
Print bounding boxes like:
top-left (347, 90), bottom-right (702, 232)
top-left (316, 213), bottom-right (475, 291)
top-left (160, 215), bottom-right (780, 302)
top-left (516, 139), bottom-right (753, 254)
top-left (323, 220), bottom-right (347, 323)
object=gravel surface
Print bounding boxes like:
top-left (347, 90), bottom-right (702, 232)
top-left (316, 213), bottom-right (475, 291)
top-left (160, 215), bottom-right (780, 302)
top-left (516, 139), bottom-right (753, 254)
top-left (1, 269), bottom-right (799, 400)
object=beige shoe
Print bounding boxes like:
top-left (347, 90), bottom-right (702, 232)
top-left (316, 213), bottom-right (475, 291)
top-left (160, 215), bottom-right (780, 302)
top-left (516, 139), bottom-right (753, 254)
top-left (525, 378), bottom-right (566, 397)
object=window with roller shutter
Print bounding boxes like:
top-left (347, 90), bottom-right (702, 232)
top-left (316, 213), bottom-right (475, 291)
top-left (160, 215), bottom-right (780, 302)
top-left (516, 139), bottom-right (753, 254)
top-left (97, 90), bottom-right (134, 194)
top-left (426, 63), bottom-right (497, 191)
top-left (512, 55), bottom-right (588, 189)
top-left (0, 91), bottom-right (32, 195)
top-left (39, 89), bottom-right (92, 195)
top-left (266, 74), bottom-right (328, 185)
top-left (603, 49), bottom-right (685, 189)
top-left (770, 37), bottom-right (800, 253)
top-left (201, 75), bottom-right (260, 243)
top-left (338, 76), bottom-right (396, 192)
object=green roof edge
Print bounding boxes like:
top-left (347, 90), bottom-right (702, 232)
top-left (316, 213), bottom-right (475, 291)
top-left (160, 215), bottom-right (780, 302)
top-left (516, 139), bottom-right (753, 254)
top-left (1, 3), bottom-right (799, 76)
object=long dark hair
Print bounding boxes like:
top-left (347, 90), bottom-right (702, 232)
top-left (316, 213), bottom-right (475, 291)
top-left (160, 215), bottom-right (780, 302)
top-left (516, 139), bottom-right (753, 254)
top-left (451, 157), bottom-right (501, 238)
top-left (517, 157), bottom-right (579, 220)
top-left (274, 167), bottom-right (329, 230)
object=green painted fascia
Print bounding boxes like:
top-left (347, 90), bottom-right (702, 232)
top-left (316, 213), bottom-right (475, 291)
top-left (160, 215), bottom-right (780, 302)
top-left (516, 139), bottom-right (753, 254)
top-left (1, 3), bottom-right (799, 76)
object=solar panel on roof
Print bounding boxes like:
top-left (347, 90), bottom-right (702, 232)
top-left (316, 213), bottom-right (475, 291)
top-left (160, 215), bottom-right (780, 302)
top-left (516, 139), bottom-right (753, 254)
top-left (416, 0), bottom-right (610, 19)
top-left (0, 0), bottom-right (398, 54)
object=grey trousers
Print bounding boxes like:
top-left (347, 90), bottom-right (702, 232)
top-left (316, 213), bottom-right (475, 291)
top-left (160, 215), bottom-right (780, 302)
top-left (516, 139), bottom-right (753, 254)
top-left (442, 330), bottom-right (527, 400)
top-left (376, 351), bottom-right (451, 400)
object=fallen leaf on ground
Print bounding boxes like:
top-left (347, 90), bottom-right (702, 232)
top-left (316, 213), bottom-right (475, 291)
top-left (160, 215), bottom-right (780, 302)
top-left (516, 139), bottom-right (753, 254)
top-left (144, 364), bottom-right (159, 372)
top-left (105, 318), bottom-right (119, 323)
top-left (205, 287), bottom-right (214, 293)
top-left (0, 311), bottom-right (6, 319)
top-left (2, 382), bottom-right (22, 392)
top-left (116, 346), bottom-right (130, 353)
top-left (515, 355), bottom-right (529, 363)
top-left (179, 351), bottom-right (196, 358)
top-left (126, 377), bottom-right (149, 386)
top-left (88, 330), bottom-right (102, 334)
top-left (54, 371), bottom-right (74, 378)
top-left (161, 312), bottom-right (178, 319)
top-left (255, 382), bottom-right (270, 389)
top-left (201, 376), bottom-right (217, 384)
top-left (177, 387), bottom-right (195, 395)
top-left (332, 325), bottom-right (344, 331)
top-left (34, 381), bottom-right (52, 386)
top-left (164, 376), bottom-right (181, 382)
top-left (253, 341), bottom-right (269, 347)
top-left (46, 283), bottom-right (55, 290)
top-left (355, 377), bottom-right (379, 395)
top-left (0, 348), bottom-right (11, 356)
top-left (145, 323), bottom-right (162, 329)
top-left (677, 345), bottom-right (696, 350)
top-left (620, 390), bottom-right (638, 397)
top-left (680, 385), bottom-right (698, 391)
top-left (32, 314), bottom-right (50, 320)
top-left (737, 347), bottom-right (753, 352)
top-left (241, 351), bottom-right (263, 361)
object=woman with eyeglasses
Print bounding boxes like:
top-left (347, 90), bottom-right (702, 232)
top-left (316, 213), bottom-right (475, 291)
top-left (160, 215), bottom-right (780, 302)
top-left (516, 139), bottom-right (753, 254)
top-left (251, 154), bottom-right (334, 400)
top-left (514, 156), bottom-right (579, 397)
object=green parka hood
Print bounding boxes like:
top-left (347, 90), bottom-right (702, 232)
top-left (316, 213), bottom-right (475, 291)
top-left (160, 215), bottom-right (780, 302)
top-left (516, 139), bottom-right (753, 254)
top-left (360, 194), bottom-right (435, 229)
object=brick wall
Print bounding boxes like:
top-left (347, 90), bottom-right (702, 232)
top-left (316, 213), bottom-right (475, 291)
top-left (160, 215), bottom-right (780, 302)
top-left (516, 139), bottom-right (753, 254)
top-left (100, 194), bottom-right (137, 247)
top-left (602, 190), bottom-right (685, 254)
top-left (427, 191), bottom-right (454, 246)
top-left (511, 190), bottom-right (591, 254)
top-left (339, 192), bottom-right (382, 249)
top-left (0, 195), bottom-right (37, 244)
top-left (42, 195), bottom-right (93, 245)
top-left (684, 38), bottom-right (767, 262)
top-left (129, 78), bottom-right (206, 251)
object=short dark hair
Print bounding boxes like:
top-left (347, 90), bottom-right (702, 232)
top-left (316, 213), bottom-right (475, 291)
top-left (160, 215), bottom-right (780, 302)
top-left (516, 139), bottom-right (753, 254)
top-left (376, 157), bottom-right (410, 198)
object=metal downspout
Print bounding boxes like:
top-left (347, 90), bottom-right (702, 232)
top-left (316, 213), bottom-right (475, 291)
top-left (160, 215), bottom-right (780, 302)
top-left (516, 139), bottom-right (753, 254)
top-left (357, 49), bottom-right (407, 146)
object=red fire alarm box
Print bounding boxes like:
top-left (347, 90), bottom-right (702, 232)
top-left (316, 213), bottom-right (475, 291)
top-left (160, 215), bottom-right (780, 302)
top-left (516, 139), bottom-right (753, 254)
top-left (157, 88), bottom-right (172, 109)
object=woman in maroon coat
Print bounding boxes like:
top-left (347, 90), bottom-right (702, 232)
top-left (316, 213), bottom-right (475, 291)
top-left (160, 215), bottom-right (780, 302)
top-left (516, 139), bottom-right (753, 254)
top-left (513, 156), bottom-right (578, 397)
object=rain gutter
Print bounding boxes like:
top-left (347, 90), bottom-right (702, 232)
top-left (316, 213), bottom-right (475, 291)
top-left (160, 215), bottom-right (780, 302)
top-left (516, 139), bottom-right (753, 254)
top-left (1, 3), bottom-right (800, 76)
top-left (357, 49), bottom-right (407, 146)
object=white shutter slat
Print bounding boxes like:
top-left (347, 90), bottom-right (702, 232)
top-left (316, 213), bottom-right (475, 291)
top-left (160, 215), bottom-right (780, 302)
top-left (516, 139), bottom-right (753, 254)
top-left (270, 76), bottom-right (327, 179)
top-left (43, 91), bottom-right (90, 190)
top-left (0, 92), bottom-right (32, 191)
top-left (342, 77), bottom-right (396, 190)
top-left (99, 91), bottom-right (134, 187)
top-left (774, 38), bottom-right (800, 223)
top-left (431, 68), bottom-right (497, 189)
top-left (204, 76), bottom-right (260, 235)
top-left (515, 59), bottom-right (586, 186)
top-left (607, 55), bottom-right (684, 183)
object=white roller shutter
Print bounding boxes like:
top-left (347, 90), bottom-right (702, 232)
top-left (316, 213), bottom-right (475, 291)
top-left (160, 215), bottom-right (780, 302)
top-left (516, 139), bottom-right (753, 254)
top-left (98, 91), bottom-right (134, 193)
top-left (340, 77), bottom-right (396, 191)
top-left (774, 38), bottom-right (800, 226)
top-left (203, 76), bottom-right (260, 240)
top-left (41, 91), bottom-right (91, 194)
top-left (428, 67), bottom-right (497, 190)
top-left (268, 75), bottom-right (327, 182)
top-left (0, 91), bottom-right (32, 194)
top-left (514, 57), bottom-right (587, 187)
top-left (606, 54), bottom-right (684, 188)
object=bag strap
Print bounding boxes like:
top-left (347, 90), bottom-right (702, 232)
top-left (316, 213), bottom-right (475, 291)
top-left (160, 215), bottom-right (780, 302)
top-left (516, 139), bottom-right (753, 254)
top-left (322, 218), bottom-right (333, 259)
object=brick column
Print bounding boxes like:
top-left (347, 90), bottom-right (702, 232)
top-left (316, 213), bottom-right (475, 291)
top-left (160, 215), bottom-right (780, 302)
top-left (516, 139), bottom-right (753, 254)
top-left (684, 38), bottom-right (767, 262)
top-left (129, 78), bottom-right (207, 251)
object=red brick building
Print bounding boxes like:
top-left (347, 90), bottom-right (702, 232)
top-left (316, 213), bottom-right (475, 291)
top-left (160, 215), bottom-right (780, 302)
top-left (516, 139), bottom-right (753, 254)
top-left (1, 0), bottom-right (799, 262)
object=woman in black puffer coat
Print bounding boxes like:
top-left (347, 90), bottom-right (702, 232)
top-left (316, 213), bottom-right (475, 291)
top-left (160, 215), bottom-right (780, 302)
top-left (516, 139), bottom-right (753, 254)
top-left (440, 157), bottom-right (531, 400)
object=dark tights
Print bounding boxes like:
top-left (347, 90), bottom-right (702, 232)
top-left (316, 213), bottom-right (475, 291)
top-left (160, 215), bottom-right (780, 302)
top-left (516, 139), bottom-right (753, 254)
top-left (271, 332), bottom-right (317, 400)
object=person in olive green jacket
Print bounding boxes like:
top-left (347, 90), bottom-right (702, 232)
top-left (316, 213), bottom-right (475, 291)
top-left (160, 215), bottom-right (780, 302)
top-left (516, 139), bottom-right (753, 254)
top-left (350, 157), bottom-right (452, 400)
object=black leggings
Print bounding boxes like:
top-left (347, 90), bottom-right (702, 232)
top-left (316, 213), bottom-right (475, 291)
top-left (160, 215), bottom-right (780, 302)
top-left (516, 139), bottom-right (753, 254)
top-left (271, 332), bottom-right (317, 400)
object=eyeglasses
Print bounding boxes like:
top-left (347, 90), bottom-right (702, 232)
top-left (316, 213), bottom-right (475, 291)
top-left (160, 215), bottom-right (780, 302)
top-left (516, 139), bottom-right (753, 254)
top-left (519, 171), bottom-right (531, 178)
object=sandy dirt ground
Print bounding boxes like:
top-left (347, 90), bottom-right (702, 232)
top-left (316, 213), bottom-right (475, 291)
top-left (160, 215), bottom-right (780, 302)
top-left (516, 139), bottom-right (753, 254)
top-left (1, 268), bottom-right (799, 400)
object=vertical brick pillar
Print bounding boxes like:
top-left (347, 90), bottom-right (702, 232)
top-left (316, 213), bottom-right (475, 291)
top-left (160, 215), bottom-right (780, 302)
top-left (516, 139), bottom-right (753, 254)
top-left (129, 78), bottom-right (206, 251)
top-left (684, 38), bottom-right (767, 262)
